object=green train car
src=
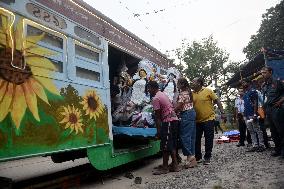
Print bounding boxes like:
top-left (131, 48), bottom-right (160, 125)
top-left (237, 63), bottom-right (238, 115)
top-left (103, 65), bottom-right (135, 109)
top-left (0, 0), bottom-right (169, 170)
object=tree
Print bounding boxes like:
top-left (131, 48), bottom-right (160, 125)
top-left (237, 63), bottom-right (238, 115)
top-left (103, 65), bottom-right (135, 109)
top-left (243, 1), bottom-right (284, 60)
top-left (182, 36), bottom-right (229, 86)
top-left (174, 47), bottom-right (185, 74)
top-left (174, 36), bottom-right (243, 112)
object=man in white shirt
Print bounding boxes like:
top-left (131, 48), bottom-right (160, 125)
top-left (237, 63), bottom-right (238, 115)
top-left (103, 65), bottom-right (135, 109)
top-left (234, 88), bottom-right (252, 147)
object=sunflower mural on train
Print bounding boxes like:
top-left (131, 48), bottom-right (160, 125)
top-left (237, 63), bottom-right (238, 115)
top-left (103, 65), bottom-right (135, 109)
top-left (0, 8), bottom-right (109, 160)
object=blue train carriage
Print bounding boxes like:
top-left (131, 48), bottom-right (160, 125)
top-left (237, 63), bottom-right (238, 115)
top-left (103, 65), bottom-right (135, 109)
top-left (0, 0), bottom-right (170, 170)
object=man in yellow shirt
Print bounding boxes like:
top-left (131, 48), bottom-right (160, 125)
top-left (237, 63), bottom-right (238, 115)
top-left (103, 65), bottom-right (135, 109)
top-left (192, 77), bottom-right (225, 165)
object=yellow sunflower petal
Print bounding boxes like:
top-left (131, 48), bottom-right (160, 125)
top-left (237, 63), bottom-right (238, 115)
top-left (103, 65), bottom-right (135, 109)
top-left (67, 105), bottom-right (72, 113)
top-left (69, 125), bottom-right (74, 133)
top-left (74, 109), bottom-right (80, 116)
top-left (79, 126), bottom-right (83, 133)
top-left (59, 116), bottom-right (68, 124)
top-left (84, 109), bottom-right (89, 115)
top-left (22, 82), bottom-right (40, 121)
top-left (26, 33), bottom-right (44, 46)
top-left (65, 122), bottom-right (71, 129)
top-left (0, 79), bottom-right (7, 102)
top-left (34, 76), bottom-right (60, 96)
top-left (0, 82), bottom-right (13, 122)
top-left (28, 78), bottom-right (49, 105)
top-left (60, 111), bottom-right (68, 116)
top-left (75, 125), bottom-right (78, 134)
top-left (30, 66), bottom-right (51, 77)
top-left (96, 113), bottom-right (101, 118)
top-left (26, 45), bottom-right (55, 57)
top-left (11, 85), bottom-right (27, 129)
top-left (63, 106), bottom-right (69, 113)
top-left (26, 56), bottom-right (56, 71)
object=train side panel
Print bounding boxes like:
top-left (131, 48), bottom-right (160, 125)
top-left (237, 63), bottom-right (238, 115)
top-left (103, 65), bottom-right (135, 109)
top-left (0, 8), bottom-right (110, 161)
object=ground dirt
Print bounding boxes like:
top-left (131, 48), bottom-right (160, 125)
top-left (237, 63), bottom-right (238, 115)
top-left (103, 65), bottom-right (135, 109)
top-left (80, 134), bottom-right (284, 189)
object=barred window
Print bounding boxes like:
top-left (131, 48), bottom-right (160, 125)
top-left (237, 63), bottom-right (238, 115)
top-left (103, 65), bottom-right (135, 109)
top-left (73, 41), bottom-right (102, 84)
top-left (25, 22), bottom-right (66, 74)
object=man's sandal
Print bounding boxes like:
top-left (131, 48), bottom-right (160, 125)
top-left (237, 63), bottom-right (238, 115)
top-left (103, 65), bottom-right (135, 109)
top-left (169, 166), bottom-right (181, 172)
top-left (153, 168), bottom-right (169, 175)
top-left (154, 163), bottom-right (173, 170)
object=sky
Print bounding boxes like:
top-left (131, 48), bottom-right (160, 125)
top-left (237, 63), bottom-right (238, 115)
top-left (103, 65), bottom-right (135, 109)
top-left (84, 0), bottom-right (280, 63)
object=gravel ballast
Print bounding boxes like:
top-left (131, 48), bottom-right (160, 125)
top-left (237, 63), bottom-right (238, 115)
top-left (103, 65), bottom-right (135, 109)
top-left (146, 142), bottom-right (284, 189)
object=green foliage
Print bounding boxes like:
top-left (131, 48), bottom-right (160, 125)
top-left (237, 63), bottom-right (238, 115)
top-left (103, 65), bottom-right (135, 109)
top-left (182, 36), bottom-right (229, 84)
top-left (173, 36), bottom-right (242, 116)
top-left (243, 1), bottom-right (284, 59)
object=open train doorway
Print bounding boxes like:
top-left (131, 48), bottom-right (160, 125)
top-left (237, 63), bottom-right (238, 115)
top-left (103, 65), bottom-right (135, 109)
top-left (108, 45), bottom-right (140, 91)
top-left (108, 45), bottom-right (152, 150)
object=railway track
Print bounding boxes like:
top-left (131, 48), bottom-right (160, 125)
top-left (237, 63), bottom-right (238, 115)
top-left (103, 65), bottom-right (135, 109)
top-left (13, 164), bottom-right (94, 189)
top-left (0, 154), bottom-right (161, 189)
top-left (0, 156), bottom-right (93, 189)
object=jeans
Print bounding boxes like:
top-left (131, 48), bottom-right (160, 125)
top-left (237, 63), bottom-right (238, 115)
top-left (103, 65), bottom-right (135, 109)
top-left (244, 116), bottom-right (264, 147)
top-left (195, 120), bottom-right (215, 160)
top-left (237, 113), bottom-right (252, 145)
top-left (179, 109), bottom-right (196, 156)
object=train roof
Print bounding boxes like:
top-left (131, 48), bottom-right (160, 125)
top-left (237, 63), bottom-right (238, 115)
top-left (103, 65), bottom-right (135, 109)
top-left (74, 0), bottom-right (168, 60)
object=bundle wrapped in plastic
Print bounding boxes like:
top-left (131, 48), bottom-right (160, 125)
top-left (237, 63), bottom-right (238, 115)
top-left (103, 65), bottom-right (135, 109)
top-left (130, 105), bottom-right (155, 128)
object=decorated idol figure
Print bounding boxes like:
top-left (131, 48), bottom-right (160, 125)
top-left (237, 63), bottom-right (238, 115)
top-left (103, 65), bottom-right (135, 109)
top-left (130, 59), bottom-right (153, 105)
top-left (162, 67), bottom-right (180, 102)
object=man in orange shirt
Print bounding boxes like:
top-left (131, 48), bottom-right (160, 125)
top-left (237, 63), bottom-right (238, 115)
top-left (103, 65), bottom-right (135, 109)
top-left (192, 77), bottom-right (225, 165)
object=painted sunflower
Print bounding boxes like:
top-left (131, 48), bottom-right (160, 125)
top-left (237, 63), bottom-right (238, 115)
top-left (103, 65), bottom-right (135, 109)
top-left (60, 105), bottom-right (83, 134)
top-left (0, 9), bottom-right (60, 129)
top-left (81, 90), bottom-right (104, 120)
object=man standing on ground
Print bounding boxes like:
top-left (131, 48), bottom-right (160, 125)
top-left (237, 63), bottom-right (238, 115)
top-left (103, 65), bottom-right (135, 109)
top-left (242, 80), bottom-right (265, 152)
top-left (261, 66), bottom-right (284, 158)
top-left (235, 88), bottom-right (252, 147)
top-left (147, 81), bottom-right (181, 174)
top-left (191, 77), bottom-right (225, 165)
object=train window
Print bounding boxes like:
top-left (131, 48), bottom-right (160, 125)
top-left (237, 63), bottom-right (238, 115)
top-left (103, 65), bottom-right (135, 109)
top-left (74, 26), bottom-right (101, 46)
top-left (24, 20), bottom-right (67, 77)
top-left (49, 59), bottom-right (63, 73)
top-left (75, 44), bottom-right (99, 62)
top-left (27, 25), bottom-right (63, 49)
top-left (76, 67), bottom-right (100, 81)
top-left (70, 40), bottom-right (102, 85)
